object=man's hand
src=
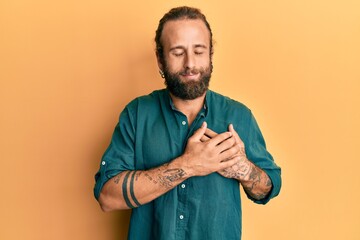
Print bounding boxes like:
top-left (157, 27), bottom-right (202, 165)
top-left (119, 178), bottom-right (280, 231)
top-left (181, 122), bottom-right (242, 177)
top-left (200, 124), bottom-right (273, 200)
top-left (200, 124), bottom-right (250, 178)
top-left (218, 124), bottom-right (252, 179)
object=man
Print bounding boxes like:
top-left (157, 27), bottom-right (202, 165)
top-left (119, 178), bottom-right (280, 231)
top-left (94, 6), bottom-right (281, 240)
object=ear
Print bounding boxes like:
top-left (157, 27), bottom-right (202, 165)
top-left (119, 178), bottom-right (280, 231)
top-left (156, 51), bottom-right (164, 72)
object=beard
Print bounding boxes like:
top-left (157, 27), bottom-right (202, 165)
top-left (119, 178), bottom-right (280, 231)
top-left (163, 62), bottom-right (212, 100)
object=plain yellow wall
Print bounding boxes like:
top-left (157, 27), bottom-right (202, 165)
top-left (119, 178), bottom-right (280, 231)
top-left (1, 0), bottom-right (359, 239)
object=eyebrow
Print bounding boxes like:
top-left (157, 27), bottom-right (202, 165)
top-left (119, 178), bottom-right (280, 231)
top-left (194, 44), bottom-right (208, 49)
top-left (169, 44), bottom-right (208, 51)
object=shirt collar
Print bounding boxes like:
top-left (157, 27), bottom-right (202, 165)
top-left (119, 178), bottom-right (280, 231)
top-left (167, 90), bottom-right (209, 118)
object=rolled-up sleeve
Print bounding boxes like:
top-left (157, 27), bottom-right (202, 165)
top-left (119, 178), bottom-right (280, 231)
top-left (243, 112), bottom-right (282, 205)
top-left (94, 103), bottom-right (136, 200)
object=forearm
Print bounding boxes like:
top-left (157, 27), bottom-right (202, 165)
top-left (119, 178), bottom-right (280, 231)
top-left (98, 123), bottom-right (241, 211)
top-left (98, 156), bottom-right (191, 211)
top-left (240, 160), bottom-right (272, 200)
top-left (220, 158), bottom-right (272, 200)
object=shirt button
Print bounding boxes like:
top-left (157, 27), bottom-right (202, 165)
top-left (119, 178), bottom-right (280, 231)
top-left (181, 121), bottom-right (186, 125)
top-left (181, 184), bottom-right (186, 189)
top-left (179, 215), bottom-right (184, 220)
top-left (101, 161), bottom-right (106, 166)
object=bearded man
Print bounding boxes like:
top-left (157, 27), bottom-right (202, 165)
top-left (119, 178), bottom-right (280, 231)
top-left (94, 6), bottom-right (281, 240)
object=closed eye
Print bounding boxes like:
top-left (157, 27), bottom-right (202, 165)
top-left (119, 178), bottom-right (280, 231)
top-left (173, 52), bottom-right (184, 57)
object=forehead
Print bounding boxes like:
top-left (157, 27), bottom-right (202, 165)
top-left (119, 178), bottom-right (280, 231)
top-left (160, 19), bottom-right (210, 49)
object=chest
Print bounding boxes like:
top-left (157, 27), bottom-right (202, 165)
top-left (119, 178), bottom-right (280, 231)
top-left (133, 111), bottom-right (205, 169)
top-left (132, 104), bottom-right (243, 170)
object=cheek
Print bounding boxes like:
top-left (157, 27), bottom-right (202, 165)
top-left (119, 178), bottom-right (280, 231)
top-left (199, 57), bottom-right (211, 69)
top-left (165, 56), bottom-right (184, 72)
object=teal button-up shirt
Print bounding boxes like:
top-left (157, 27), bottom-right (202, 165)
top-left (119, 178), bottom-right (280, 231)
top-left (94, 89), bottom-right (281, 240)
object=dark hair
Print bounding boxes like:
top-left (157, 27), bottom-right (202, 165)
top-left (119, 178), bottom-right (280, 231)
top-left (155, 6), bottom-right (214, 64)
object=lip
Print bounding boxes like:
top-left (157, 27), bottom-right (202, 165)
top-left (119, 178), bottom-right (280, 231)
top-left (180, 73), bottom-right (200, 80)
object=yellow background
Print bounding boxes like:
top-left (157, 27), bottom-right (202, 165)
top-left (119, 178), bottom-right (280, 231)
top-left (1, 0), bottom-right (359, 239)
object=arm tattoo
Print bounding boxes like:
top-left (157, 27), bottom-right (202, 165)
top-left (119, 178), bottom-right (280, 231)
top-left (220, 158), bottom-right (250, 179)
top-left (122, 171), bottom-right (135, 208)
top-left (243, 164), bottom-right (272, 200)
top-left (248, 165), bottom-right (261, 191)
top-left (123, 167), bottom-right (186, 209)
top-left (122, 171), bottom-right (141, 208)
top-left (157, 168), bottom-right (186, 189)
top-left (130, 171), bottom-right (141, 207)
top-left (266, 177), bottom-right (272, 187)
top-left (217, 144), bottom-right (272, 200)
top-left (144, 172), bottom-right (158, 184)
top-left (113, 175), bottom-right (120, 184)
top-left (135, 171), bottom-right (142, 181)
top-left (219, 146), bottom-right (250, 179)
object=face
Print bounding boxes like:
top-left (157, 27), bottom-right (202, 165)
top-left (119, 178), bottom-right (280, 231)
top-left (158, 19), bottom-right (212, 100)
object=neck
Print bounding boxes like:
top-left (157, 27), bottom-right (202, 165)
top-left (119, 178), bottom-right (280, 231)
top-left (169, 92), bottom-right (206, 126)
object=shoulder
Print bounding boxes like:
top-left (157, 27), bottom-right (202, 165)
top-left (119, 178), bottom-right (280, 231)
top-left (207, 90), bottom-right (252, 115)
top-left (125, 89), bottom-right (167, 111)
top-left (118, 89), bottom-right (167, 124)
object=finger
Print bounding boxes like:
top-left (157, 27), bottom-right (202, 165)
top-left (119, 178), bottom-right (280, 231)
top-left (200, 135), bottom-right (210, 142)
top-left (204, 128), bottom-right (218, 139)
top-left (228, 124), bottom-right (243, 145)
top-left (219, 143), bottom-right (242, 160)
top-left (221, 151), bottom-right (242, 162)
top-left (189, 121), bottom-right (207, 142)
top-left (208, 131), bottom-right (233, 147)
top-left (219, 156), bottom-right (241, 169)
top-left (216, 136), bottom-right (236, 153)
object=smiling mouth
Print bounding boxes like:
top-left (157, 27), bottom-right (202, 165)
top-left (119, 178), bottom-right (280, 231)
top-left (180, 72), bottom-right (200, 80)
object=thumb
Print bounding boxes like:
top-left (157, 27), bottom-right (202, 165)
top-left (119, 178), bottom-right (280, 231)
top-left (191, 121), bottom-right (207, 141)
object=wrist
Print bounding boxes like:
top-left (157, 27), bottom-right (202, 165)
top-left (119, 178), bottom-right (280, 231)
top-left (239, 158), bottom-right (254, 181)
top-left (172, 154), bottom-right (196, 178)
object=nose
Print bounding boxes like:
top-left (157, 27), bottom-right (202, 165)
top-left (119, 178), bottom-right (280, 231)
top-left (184, 52), bottom-right (195, 69)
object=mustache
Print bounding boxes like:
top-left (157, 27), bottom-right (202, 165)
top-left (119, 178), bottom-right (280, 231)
top-left (178, 68), bottom-right (203, 75)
